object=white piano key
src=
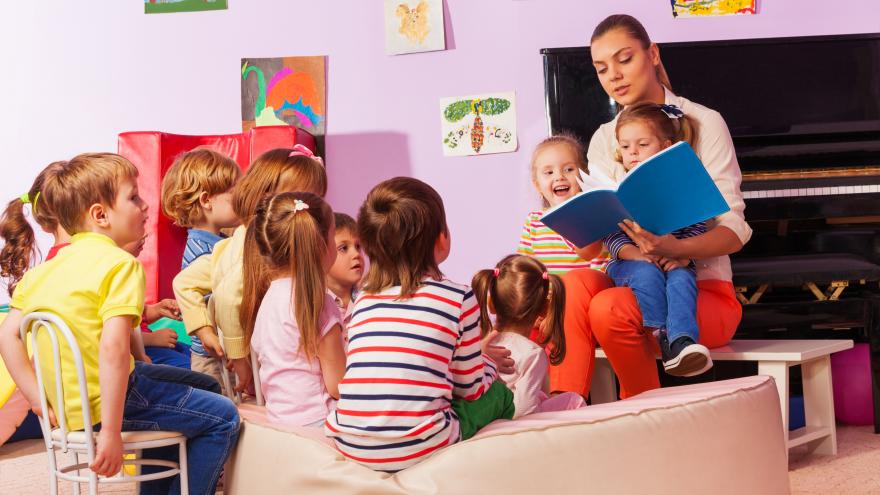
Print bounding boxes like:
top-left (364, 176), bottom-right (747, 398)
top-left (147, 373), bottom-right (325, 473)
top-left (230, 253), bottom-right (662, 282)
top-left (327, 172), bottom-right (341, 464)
top-left (844, 186), bottom-right (856, 195)
top-left (759, 190), bottom-right (768, 198)
top-left (869, 185), bottom-right (880, 193)
top-left (823, 187), bottom-right (831, 195)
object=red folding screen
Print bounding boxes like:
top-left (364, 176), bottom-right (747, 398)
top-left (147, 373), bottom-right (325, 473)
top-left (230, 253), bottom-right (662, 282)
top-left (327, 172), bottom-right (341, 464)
top-left (118, 126), bottom-right (316, 303)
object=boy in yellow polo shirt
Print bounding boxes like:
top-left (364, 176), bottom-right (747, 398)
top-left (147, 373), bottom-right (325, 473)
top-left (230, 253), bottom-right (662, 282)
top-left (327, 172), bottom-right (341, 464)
top-left (0, 153), bottom-right (239, 495)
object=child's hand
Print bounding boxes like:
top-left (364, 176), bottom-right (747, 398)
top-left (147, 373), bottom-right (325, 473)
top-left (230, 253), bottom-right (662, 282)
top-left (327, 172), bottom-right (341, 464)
top-left (618, 244), bottom-right (660, 266)
top-left (144, 299), bottom-right (181, 323)
top-left (143, 328), bottom-right (179, 349)
top-left (92, 429), bottom-right (124, 477)
top-left (482, 330), bottom-right (515, 374)
top-left (658, 257), bottom-right (690, 272)
top-left (196, 327), bottom-right (224, 358)
top-left (31, 403), bottom-right (58, 427)
top-left (229, 358), bottom-right (253, 393)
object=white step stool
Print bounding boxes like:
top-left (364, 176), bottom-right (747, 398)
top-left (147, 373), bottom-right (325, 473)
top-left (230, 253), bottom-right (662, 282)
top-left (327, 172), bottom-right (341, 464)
top-left (591, 339), bottom-right (853, 456)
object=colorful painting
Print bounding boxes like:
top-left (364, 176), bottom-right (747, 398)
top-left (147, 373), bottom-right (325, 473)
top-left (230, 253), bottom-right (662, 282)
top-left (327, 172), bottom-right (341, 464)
top-left (384, 0), bottom-right (446, 55)
top-left (241, 56), bottom-right (326, 148)
top-left (440, 92), bottom-right (517, 157)
top-left (671, 0), bottom-right (756, 17)
top-left (145, 0), bottom-right (228, 14)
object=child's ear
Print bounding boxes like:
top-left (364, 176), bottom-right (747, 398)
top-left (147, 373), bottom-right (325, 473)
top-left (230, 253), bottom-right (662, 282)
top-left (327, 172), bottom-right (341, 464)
top-left (198, 191), bottom-right (211, 211)
top-left (88, 203), bottom-right (109, 228)
top-left (663, 139), bottom-right (673, 148)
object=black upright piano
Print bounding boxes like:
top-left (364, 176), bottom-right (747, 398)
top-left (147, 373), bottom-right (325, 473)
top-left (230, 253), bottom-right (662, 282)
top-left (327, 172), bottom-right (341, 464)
top-left (541, 33), bottom-right (880, 431)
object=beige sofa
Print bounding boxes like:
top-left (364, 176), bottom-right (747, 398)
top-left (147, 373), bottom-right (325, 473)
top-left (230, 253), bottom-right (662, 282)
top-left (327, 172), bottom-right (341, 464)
top-left (225, 375), bottom-right (790, 495)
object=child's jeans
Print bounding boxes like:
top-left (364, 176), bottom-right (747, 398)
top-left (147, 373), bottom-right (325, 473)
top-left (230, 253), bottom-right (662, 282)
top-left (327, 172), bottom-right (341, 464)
top-left (123, 362), bottom-right (240, 495)
top-left (145, 342), bottom-right (192, 369)
top-left (606, 260), bottom-right (699, 344)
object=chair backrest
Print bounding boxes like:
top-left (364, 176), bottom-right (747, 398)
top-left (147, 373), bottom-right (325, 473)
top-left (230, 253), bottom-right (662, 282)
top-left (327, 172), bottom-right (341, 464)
top-left (20, 312), bottom-right (96, 458)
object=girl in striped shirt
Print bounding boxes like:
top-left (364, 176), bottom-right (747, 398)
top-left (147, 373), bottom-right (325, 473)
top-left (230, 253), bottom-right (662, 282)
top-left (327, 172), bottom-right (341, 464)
top-left (604, 102), bottom-right (712, 377)
top-left (326, 177), bottom-right (514, 473)
top-left (517, 135), bottom-right (610, 274)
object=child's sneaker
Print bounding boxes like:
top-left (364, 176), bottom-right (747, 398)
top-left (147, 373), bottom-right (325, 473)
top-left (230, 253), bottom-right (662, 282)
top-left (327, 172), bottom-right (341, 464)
top-left (659, 332), bottom-right (713, 377)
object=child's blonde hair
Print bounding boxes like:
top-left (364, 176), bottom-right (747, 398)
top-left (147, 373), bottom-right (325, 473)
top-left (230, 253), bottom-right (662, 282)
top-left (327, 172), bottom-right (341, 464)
top-left (160, 148), bottom-right (241, 227)
top-left (358, 177), bottom-right (447, 299)
top-left (0, 161), bottom-right (65, 295)
top-left (530, 134), bottom-right (588, 208)
top-left (240, 192), bottom-right (333, 359)
top-left (42, 153), bottom-right (139, 234)
top-left (472, 254), bottom-right (567, 365)
top-left (614, 102), bottom-right (699, 163)
top-left (231, 148), bottom-right (327, 223)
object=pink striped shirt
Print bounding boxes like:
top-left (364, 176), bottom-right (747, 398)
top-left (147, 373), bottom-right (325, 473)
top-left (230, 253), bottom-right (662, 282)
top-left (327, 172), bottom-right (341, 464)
top-left (517, 211), bottom-right (609, 274)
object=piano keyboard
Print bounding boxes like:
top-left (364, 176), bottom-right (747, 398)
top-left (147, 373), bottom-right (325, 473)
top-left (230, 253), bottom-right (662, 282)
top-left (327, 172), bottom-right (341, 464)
top-left (743, 184), bottom-right (880, 199)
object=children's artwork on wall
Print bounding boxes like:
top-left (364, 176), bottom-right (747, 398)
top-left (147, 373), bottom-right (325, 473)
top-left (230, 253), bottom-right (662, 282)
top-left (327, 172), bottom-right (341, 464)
top-left (440, 92), bottom-right (517, 157)
top-left (144, 0), bottom-right (228, 14)
top-left (241, 56), bottom-right (326, 150)
top-left (384, 0), bottom-right (446, 55)
top-left (671, 0), bottom-right (757, 17)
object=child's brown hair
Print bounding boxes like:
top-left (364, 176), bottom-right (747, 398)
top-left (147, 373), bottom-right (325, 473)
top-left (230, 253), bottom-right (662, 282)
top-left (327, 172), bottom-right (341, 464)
top-left (240, 192), bottom-right (334, 359)
top-left (530, 134), bottom-right (588, 208)
top-left (42, 153), bottom-right (139, 234)
top-left (0, 161), bottom-right (65, 295)
top-left (358, 177), bottom-right (447, 298)
top-left (472, 254), bottom-right (567, 365)
top-left (160, 148), bottom-right (241, 227)
top-left (231, 148), bottom-right (327, 224)
top-left (333, 212), bottom-right (358, 237)
top-left (614, 101), bottom-right (699, 163)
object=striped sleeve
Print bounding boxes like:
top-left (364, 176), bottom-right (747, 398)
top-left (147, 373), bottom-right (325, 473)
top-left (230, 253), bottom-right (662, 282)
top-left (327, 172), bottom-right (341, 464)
top-left (604, 230), bottom-right (635, 260)
top-left (449, 290), bottom-right (496, 401)
top-left (516, 214), bottom-right (535, 256)
top-left (672, 221), bottom-right (707, 240)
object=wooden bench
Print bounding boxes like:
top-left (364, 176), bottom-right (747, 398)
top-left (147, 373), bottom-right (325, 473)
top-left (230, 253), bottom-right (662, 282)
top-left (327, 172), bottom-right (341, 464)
top-left (591, 339), bottom-right (853, 456)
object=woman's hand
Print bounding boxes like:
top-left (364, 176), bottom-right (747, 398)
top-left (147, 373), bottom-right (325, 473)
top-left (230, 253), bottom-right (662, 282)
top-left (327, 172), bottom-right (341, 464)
top-left (618, 220), bottom-right (681, 258)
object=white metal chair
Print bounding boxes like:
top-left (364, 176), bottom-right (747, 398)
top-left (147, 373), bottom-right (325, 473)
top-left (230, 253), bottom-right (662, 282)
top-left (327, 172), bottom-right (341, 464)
top-left (21, 312), bottom-right (189, 495)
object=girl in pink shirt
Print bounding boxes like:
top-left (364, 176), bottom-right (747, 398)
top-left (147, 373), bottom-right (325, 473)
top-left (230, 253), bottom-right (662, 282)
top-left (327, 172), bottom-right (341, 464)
top-left (242, 192), bottom-right (346, 427)
top-left (472, 255), bottom-right (585, 418)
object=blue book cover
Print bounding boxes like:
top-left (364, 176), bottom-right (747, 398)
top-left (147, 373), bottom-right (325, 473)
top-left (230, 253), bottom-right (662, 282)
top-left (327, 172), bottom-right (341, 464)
top-left (541, 141), bottom-right (730, 247)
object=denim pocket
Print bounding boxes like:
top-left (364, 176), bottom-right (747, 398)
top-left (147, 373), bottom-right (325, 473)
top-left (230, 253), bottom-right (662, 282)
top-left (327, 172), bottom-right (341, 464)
top-left (125, 387), bottom-right (149, 409)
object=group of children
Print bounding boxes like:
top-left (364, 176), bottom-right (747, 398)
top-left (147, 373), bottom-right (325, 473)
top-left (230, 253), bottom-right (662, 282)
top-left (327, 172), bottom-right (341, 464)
top-left (0, 99), bottom-right (712, 488)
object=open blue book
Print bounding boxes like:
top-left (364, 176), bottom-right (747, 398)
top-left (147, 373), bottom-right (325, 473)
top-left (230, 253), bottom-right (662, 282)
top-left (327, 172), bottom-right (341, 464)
top-left (541, 141), bottom-right (730, 247)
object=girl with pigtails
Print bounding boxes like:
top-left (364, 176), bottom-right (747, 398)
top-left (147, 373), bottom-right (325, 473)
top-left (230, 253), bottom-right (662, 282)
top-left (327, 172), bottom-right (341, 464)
top-left (472, 255), bottom-right (585, 418)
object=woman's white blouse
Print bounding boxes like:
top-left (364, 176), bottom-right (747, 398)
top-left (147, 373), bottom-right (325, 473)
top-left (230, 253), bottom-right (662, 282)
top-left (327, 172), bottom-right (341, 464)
top-left (587, 87), bottom-right (752, 282)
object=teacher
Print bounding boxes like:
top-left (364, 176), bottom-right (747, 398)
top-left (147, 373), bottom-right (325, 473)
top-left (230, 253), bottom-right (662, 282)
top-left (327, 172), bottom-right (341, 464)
top-left (550, 14), bottom-right (752, 399)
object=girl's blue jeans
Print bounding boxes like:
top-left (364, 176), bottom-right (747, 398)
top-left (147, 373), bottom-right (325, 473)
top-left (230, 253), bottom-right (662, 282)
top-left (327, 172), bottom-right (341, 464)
top-left (606, 259), bottom-right (699, 343)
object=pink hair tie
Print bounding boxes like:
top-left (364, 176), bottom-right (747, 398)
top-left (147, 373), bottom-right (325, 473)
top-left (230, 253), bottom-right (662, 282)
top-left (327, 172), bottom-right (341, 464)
top-left (289, 144), bottom-right (324, 166)
top-left (542, 271), bottom-right (549, 280)
top-left (493, 268), bottom-right (500, 278)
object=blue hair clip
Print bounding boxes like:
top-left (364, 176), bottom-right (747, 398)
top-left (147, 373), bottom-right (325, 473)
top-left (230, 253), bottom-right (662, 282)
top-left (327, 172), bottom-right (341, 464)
top-left (660, 104), bottom-right (684, 119)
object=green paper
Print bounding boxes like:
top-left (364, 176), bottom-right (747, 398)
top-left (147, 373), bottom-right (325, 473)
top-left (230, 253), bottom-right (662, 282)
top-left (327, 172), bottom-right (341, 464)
top-left (148, 317), bottom-right (191, 345)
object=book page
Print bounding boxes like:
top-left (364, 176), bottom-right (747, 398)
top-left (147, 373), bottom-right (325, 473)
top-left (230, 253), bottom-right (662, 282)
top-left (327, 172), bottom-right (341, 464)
top-left (577, 166), bottom-right (618, 193)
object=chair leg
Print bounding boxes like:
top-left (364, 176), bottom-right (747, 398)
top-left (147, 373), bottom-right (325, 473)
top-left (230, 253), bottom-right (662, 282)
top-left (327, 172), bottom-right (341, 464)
top-left (88, 467), bottom-right (98, 495)
top-left (46, 449), bottom-right (59, 495)
top-left (179, 439), bottom-right (189, 495)
top-left (72, 451), bottom-right (81, 495)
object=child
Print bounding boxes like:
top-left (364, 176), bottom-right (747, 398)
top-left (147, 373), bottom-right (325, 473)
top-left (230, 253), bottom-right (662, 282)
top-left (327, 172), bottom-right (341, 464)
top-left (604, 102), bottom-right (711, 377)
top-left (518, 135), bottom-right (610, 274)
top-left (472, 255), bottom-right (585, 418)
top-left (174, 145), bottom-right (327, 394)
top-left (326, 212), bottom-right (364, 329)
top-left (161, 148), bottom-right (241, 375)
top-left (0, 153), bottom-right (238, 494)
top-left (1, 161), bottom-right (68, 296)
top-left (326, 177), bottom-right (514, 473)
top-left (242, 193), bottom-right (346, 427)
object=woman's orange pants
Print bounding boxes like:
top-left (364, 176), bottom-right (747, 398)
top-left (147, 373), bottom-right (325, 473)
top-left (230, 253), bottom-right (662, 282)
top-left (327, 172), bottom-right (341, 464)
top-left (550, 268), bottom-right (742, 399)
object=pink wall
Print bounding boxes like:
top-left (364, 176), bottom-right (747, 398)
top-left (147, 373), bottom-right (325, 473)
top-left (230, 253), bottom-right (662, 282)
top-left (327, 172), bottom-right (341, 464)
top-left (0, 0), bottom-right (877, 300)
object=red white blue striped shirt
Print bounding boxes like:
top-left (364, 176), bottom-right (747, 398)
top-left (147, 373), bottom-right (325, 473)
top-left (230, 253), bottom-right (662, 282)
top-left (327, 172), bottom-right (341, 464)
top-left (324, 278), bottom-right (497, 472)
